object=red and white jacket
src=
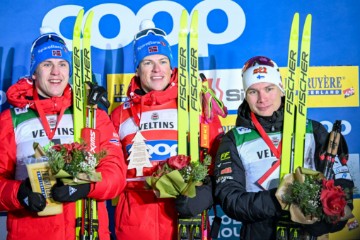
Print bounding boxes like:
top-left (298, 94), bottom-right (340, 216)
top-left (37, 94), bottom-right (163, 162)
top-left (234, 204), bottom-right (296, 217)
top-left (0, 78), bottom-right (127, 240)
top-left (111, 68), bottom-right (224, 240)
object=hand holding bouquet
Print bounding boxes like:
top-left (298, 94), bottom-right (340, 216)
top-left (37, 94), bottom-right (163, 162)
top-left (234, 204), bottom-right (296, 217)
top-left (276, 167), bottom-right (353, 224)
top-left (146, 154), bottom-right (211, 198)
top-left (34, 142), bottom-right (105, 185)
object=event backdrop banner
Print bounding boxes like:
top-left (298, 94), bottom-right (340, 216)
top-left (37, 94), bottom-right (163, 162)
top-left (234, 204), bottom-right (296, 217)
top-left (1, 1), bottom-right (360, 239)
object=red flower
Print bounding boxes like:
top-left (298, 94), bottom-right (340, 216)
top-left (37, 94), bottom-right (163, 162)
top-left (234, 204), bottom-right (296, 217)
top-left (320, 179), bottom-right (346, 221)
top-left (51, 142), bottom-right (87, 164)
top-left (167, 155), bottom-right (190, 170)
top-left (153, 161), bottom-right (168, 177)
top-left (52, 145), bottom-right (62, 151)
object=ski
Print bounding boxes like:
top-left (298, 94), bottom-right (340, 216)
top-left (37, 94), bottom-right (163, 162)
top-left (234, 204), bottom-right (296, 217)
top-left (293, 14), bottom-right (312, 169)
top-left (177, 9), bottom-right (208, 240)
top-left (177, 9), bottom-right (200, 163)
top-left (82, 11), bottom-right (94, 129)
top-left (177, 10), bottom-right (189, 156)
top-left (189, 10), bottom-right (200, 164)
top-left (72, 9), bottom-right (85, 240)
top-left (72, 9), bottom-right (99, 240)
top-left (72, 9), bottom-right (85, 143)
top-left (281, 13), bottom-right (312, 180)
top-left (177, 10), bottom-right (191, 240)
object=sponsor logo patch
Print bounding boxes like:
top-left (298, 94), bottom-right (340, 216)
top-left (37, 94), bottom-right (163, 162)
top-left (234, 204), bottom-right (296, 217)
top-left (220, 167), bottom-right (232, 175)
top-left (14, 107), bottom-right (28, 115)
top-left (220, 151), bottom-right (230, 161)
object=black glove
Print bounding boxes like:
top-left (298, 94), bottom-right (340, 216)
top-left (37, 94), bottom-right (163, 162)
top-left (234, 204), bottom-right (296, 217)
top-left (302, 219), bottom-right (347, 237)
top-left (51, 181), bottom-right (90, 202)
top-left (175, 178), bottom-right (213, 218)
top-left (17, 178), bottom-right (46, 212)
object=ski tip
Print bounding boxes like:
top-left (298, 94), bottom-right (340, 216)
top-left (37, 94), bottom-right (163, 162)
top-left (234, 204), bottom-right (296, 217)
top-left (302, 14), bottom-right (312, 41)
top-left (87, 10), bottom-right (94, 20)
top-left (191, 9), bottom-right (199, 18)
top-left (73, 9), bottom-right (85, 37)
top-left (305, 14), bottom-right (312, 25)
top-left (293, 12), bottom-right (300, 20)
top-left (190, 10), bottom-right (199, 24)
top-left (190, 10), bottom-right (199, 36)
top-left (292, 12), bottom-right (300, 24)
top-left (179, 10), bottom-right (188, 34)
top-left (289, 13), bottom-right (299, 41)
top-left (84, 10), bottom-right (94, 32)
top-left (76, 8), bottom-right (85, 19)
top-left (180, 9), bottom-right (188, 21)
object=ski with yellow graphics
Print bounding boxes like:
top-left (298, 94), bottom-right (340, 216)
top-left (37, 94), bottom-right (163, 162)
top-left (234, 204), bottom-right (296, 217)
top-left (188, 10), bottom-right (200, 164)
top-left (72, 9), bottom-right (85, 144)
top-left (177, 10), bottom-right (189, 240)
top-left (72, 9), bottom-right (85, 239)
top-left (177, 9), bottom-right (189, 157)
top-left (72, 9), bottom-right (99, 240)
top-left (281, 13), bottom-right (312, 180)
top-left (293, 14), bottom-right (312, 171)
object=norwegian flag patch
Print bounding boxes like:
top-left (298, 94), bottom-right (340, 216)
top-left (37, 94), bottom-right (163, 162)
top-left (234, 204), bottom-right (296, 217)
top-left (52, 50), bottom-right (62, 57)
top-left (148, 46), bottom-right (158, 53)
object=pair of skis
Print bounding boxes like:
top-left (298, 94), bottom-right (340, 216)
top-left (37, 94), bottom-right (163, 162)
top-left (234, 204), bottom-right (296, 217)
top-left (72, 9), bottom-right (99, 240)
top-left (277, 13), bottom-right (312, 240)
top-left (177, 10), bottom-right (210, 240)
top-left (178, 10), bottom-right (200, 162)
top-left (281, 13), bottom-right (312, 180)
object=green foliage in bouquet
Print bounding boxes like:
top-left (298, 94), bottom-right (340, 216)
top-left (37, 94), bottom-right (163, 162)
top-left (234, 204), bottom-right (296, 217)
top-left (146, 154), bottom-right (211, 198)
top-left (34, 141), bottom-right (106, 184)
top-left (277, 167), bottom-right (351, 224)
top-left (282, 174), bottom-right (323, 219)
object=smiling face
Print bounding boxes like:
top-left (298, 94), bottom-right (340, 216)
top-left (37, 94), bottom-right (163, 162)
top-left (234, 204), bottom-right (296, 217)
top-left (136, 54), bottom-right (172, 92)
top-left (245, 82), bottom-right (284, 117)
top-left (32, 58), bottom-right (70, 98)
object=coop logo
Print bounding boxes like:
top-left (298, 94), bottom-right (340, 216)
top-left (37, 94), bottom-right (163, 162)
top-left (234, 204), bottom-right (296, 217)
top-left (42, 0), bottom-right (246, 56)
top-left (146, 140), bottom-right (177, 160)
top-left (209, 214), bottom-right (241, 238)
top-left (321, 120), bottom-right (352, 136)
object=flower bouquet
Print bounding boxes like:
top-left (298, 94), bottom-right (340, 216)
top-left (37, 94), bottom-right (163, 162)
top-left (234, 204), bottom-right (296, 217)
top-left (146, 154), bottom-right (211, 198)
top-left (33, 141), bottom-right (105, 185)
top-left (276, 167), bottom-right (353, 224)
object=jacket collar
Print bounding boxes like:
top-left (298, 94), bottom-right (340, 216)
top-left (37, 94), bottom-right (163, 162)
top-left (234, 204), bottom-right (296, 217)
top-left (6, 77), bottom-right (72, 113)
top-left (127, 68), bottom-right (178, 106)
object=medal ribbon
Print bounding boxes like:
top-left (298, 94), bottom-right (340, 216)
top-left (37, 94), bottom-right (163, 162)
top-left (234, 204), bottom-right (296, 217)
top-left (33, 87), bottom-right (66, 140)
top-left (250, 111), bottom-right (282, 159)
